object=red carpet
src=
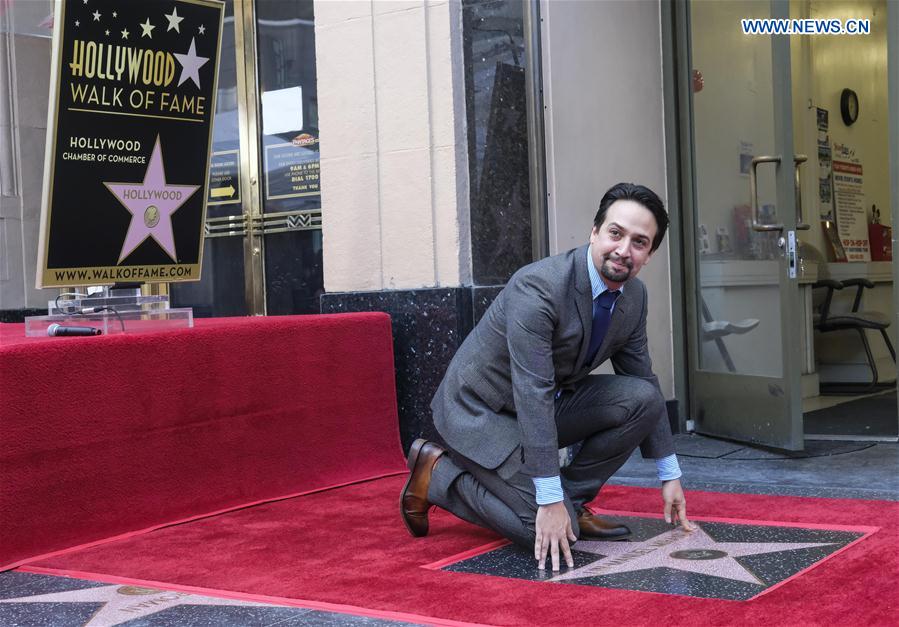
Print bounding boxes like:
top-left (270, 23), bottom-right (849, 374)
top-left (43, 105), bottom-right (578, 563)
top-left (1, 314), bottom-right (406, 569)
top-left (21, 477), bottom-right (898, 626)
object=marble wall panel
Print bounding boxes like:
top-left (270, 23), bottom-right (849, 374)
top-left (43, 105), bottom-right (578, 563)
top-left (321, 287), bottom-right (473, 452)
top-left (461, 0), bottom-right (533, 286)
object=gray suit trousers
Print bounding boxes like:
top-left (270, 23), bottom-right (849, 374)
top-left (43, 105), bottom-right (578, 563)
top-left (427, 374), bottom-right (665, 548)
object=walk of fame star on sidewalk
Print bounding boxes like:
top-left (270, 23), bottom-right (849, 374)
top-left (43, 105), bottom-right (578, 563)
top-left (0, 583), bottom-right (273, 627)
top-left (104, 136), bottom-right (199, 263)
top-left (549, 526), bottom-right (834, 585)
top-left (438, 516), bottom-right (872, 601)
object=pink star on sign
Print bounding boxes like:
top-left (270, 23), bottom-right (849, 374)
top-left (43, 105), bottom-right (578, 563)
top-left (104, 136), bottom-right (199, 263)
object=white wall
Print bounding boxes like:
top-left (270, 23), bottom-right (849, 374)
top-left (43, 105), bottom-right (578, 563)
top-left (803, 0), bottom-right (891, 235)
top-left (315, 0), bottom-right (470, 293)
top-left (540, 0), bottom-right (675, 397)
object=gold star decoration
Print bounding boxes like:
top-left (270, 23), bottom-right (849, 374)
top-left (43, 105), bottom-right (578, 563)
top-left (105, 29), bottom-right (110, 36)
top-left (121, 28), bottom-right (129, 40)
top-left (140, 18), bottom-right (155, 38)
top-left (198, 24), bottom-right (206, 35)
top-left (164, 7), bottom-right (184, 33)
top-left (92, 10), bottom-right (100, 21)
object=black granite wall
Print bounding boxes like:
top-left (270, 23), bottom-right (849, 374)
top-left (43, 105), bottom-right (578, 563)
top-left (463, 0), bottom-right (533, 285)
top-left (321, 288), bottom-right (480, 452)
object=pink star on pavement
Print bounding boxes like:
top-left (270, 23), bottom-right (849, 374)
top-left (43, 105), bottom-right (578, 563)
top-left (550, 525), bottom-right (835, 586)
top-left (105, 136), bottom-right (199, 263)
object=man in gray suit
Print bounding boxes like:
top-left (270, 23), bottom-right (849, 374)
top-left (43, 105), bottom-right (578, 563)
top-left (400, 182), bottom-right (694, 571)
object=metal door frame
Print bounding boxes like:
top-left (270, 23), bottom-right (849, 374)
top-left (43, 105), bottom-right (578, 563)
top-left (190, 0), bottom-right (322, 316)
top-left (674, 0), bottom-right (805, 450)
top-left (890, 0), bottom-right (899, 426)
top-left (234, 0), bottom-right (265, 314)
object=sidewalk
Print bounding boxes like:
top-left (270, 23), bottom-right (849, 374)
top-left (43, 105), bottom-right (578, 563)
top-left (611, 434), bottom-right (899, 501)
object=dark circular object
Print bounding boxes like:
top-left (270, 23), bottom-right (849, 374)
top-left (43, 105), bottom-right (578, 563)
top-left (840, 88), bottom-right (859, 126)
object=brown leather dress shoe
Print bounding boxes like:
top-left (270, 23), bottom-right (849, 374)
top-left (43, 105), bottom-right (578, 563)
top-left (399, 438), bottom-right (445, 537)
top-left (577, 511), bottom-right (631, 540)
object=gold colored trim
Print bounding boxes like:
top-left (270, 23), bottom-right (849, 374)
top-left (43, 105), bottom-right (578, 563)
top-left (42, 264), bottom-right (201, 287)
top-left (249, 209), bottom-right (323, 235)
top-left (259, 209), bottom-right (322, 220)
top-left (196, 0), bottom-right (227, 299)
top-left (67, 108), bottom-right (204, 124)
top-left (256, 225), bottom-right (319, 235)
top-left (35, 0), bottom-right (66, 288)
top-left (142, 282), bottom-right (171, 298)
top-left (205, 214), bottom-right (248, 238)
top-left (235, 0), bottom-right (266, 315)
top-left (266, 191), bottom-right (321, 200)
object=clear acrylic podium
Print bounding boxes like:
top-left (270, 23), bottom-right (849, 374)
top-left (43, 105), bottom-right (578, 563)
top-left (24, 288), bottom-right (193, 337)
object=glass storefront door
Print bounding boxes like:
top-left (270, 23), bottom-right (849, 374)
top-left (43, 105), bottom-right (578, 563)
top-left (170, 0), bottom-right (321, 316)
top-left (680, 0), bottom-right (806, 450)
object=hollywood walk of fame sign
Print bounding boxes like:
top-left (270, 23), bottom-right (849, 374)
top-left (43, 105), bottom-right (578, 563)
top-left (36, 0), bottom-right (224, 287)
top-left (438, 516), bottom-right (875, 601)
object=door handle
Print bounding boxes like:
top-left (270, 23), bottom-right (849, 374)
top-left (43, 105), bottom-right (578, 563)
top-left (750, 155), bottom-right (783, 232)
top-left (793, 154), bottom-right (810, 230)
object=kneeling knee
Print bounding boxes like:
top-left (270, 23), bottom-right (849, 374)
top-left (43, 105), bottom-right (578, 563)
top-left (629, 380), bottom-right (665, 421)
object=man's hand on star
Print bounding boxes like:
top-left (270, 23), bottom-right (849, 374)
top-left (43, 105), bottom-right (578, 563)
top-left (662, 479), bottom-right (695, 531)
top-left (534, 501), bottom-right (577, 571)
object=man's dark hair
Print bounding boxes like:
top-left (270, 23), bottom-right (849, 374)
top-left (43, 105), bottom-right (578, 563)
top-left (593, 182), bottom-right (669, 252)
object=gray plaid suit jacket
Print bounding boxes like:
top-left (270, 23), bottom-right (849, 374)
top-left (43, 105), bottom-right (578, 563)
top-left (431, 244), bottom-right (674, 480)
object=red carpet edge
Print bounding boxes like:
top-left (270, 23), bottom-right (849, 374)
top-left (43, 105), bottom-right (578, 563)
top-left (1, 470), bottom-right (406, 572)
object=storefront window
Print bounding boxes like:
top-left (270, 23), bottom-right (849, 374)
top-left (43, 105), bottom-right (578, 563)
top-left (255, 0), bottom-right (322, 314)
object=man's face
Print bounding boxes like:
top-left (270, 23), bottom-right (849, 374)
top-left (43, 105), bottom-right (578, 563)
top-left (589, 200), bottom-right (658, 289)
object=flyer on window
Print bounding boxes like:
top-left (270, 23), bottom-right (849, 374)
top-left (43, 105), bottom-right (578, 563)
top-left (816, 107), bottom-right (834, 221)
top-left (831, 142), bottom-right (870, 262)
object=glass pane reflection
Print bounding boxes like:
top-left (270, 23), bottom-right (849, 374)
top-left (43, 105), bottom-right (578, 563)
top-left (255, 0), bottom-right (322, 315)
top-left (690, 0), bottom-right (782, 377)
top-left (462, 0), bottom-right (532, 285)
top-left (171, 0), bottom-right (248, 317)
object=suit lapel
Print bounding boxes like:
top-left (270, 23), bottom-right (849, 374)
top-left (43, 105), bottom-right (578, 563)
top-left (572, 245), bottom-right (593, 371)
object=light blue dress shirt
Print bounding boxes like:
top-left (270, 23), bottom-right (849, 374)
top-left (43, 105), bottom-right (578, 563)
top-left (532, 248), bottom-right (681, 506)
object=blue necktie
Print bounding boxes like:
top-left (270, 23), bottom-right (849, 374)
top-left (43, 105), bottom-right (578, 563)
top-left (587, 290), bottom-right (620, 363)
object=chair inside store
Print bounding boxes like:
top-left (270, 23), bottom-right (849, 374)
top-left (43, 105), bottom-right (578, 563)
top-left (700, 297), bottom-right (760, 373)
top-left (813, 278), bottom-right (897, 394)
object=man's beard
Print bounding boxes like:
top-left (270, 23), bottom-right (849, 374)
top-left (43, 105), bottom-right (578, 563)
top-left (600, 257), bottom-right (632, 283)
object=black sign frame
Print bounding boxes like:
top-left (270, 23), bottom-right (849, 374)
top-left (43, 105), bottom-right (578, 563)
top-left (36, 0), bottom-right (225, 287)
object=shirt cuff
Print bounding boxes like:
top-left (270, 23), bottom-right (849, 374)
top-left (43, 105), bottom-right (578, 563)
top-left (656, 454), bottom-right (682, 482)
top-left (533, 476), bottom-right (564, 505)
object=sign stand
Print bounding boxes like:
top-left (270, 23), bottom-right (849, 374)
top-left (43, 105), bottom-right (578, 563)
top-left (24, 287), bottom-right (193, 336)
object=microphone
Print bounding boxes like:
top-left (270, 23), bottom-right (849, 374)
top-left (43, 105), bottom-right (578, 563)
top-left (47, 323), bottom-right (102, 337)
